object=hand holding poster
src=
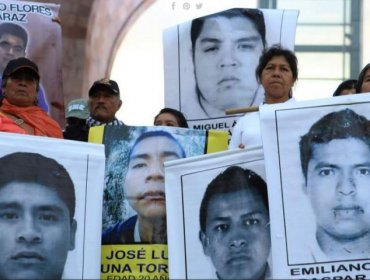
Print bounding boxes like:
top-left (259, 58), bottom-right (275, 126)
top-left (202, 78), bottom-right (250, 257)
top-left (165, 148), bottom-right (270, 279)
top-left (0, 132), bottom-right (105, 279)
top-left (89, 125), bottom-right (228, 279)
top-left (259, 94), bottom-right (370, 279)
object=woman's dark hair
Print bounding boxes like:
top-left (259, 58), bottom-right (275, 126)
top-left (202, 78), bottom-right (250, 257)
top-left (356, 63), bottom-right (370, 93)
top-left (255, 44), bottom-right (298, 84)
top-left (333, 79), bottom-right (357, 96)
top-left (154, 108), bottom-right (189, 128)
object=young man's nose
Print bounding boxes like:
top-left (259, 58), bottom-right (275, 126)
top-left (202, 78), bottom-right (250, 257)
top-left (146, 161), bottom-right (164, 181)
top-left (218, 48), bottom-right (239, 68)
top-left (337, 174), bottom-right (356, 196)
top-left (16, 218), bottom-right (42, 243)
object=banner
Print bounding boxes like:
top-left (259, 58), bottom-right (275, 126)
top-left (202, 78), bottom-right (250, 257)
top-left (163, 7), bottom-right (299, 138)
top-left (0, 0), bottom-right (63, 124)
top-left (0, 132), bottom-right (105, 279)
top-left (89, 125), bottom-right (228, 279)
top-left (165, 148), bottom-right (270, 279)
top-left (259, 93), bottom-right (370, 279)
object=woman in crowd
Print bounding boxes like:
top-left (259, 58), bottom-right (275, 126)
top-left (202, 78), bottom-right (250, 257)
top-left (0, 57), bottom-right (63, 137)
top-left (229, 44), bottom-right (298, 149)
top-left (356, 63), bottom-right (370, 93)
top-left (154, 107), bottom-right (189, 128)
top-left (332, 79), bottom-right (357, 96)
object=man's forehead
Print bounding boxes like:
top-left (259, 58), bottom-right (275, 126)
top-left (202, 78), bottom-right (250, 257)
top-left (131, 135), bottom-right (182, 157)
top-left (199, 16), bottom-right (260, 39)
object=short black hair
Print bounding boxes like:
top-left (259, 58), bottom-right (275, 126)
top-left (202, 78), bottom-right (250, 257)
top-left (0, 152), bottom-right (76, 221)
top-left (199, 166), bottom-right (268, 233)
top-left (256, 44), bottom-right (298, 84)
top-left (299, 109), bottom-right (370, 181)
top-left (191, 8), bottom-right (266, 55)
top-left (356, 63), bottom-right (370, 93)
top-left (333, 79), bottom-right (357, 96)
top-left (0, 22), bottom-right (28, 48)
top-left (128, 130), bottom-right (186, 161)
top-left (154, 108), bottom-right (189, 128)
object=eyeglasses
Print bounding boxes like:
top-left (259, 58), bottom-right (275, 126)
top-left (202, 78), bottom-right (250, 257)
top-left (0, 41), bottom-right (24, 55)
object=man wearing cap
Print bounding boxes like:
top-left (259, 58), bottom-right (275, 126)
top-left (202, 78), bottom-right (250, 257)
top-left (0, 22), bottom-right (49, 112)
top-left (63, 99), bottom-right (89, 141)
top-left (66, 78), bottom-right (124, 142)
top-left (0, 57), bottom-right (62, 138)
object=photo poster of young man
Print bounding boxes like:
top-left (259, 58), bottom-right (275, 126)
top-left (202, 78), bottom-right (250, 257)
top-left (163, 6), bottom-right (298, 136)
top-left (89, 124), bottom-right (228, 279)
top-left (0, 0), bottom-right (63, 124)
top-left (165, 147), bottom-right (270, 280)
top-left (0, 131), bottom-right (105, 280)
top-left (259, 93), bottom-right (370, 279)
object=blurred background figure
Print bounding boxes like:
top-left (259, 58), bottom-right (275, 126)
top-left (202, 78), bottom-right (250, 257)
top-left (154, 107), bottom-right (189, 128)
top-left (332, 79), bottom-right (357, 96)
top-left (356, 63), bottom-right (370, 94)
top-left (63, 98), bottom-right (89, 141)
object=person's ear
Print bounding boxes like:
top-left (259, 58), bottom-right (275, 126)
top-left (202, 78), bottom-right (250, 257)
top-left (69, 219), bottom-right (77, 251)
top-left (117, 99), bottom-right (122, 110)
top-left (199, 231), bottom-right (210, 256)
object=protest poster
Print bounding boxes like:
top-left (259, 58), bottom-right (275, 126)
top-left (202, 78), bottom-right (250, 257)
top-left (259, 93), bottom-right (370, 279)
top-left (165, 147), bottom-right (270, 279)
top-left (163, 7), bottom-right (298, 138)
top-left (0, 132), bottom-right (105, 279)
top-left (88, 125), bottom-right (228, 279)
top-left (0, 0), bottom-right (63, 123)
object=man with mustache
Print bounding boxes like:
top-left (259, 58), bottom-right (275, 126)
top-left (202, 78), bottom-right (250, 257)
top-left (299, 108), bottom-right (370, 261)
top-left (199, 165), bottom-right (271, 279)
top-left (0, 152), bottom-right (77, 280)
top-left (102, 130), bottom-right (186, 244)
top-left (64, 78), bottom-right (124, 141)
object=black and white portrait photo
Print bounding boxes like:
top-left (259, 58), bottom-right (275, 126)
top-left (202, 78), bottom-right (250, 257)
top-left (163, 6), bottom-right (298, 131)
top-left (0, 132), bottom-right (105, 279)
top-left (165, 148), bottom-right (270, 279)
top-left (259, 93), bottom-right (370, 279)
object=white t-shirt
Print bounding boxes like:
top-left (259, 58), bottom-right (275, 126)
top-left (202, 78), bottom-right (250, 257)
top-left (229, 111), bottom-right (262, 149)
top-left (229, 99), bottom-right (295, 150)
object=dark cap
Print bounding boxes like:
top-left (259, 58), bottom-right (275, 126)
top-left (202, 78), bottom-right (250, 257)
top-left (2, 57), bottom-right (40, 80)
top-left (88, 78), bottom-right (120, 97)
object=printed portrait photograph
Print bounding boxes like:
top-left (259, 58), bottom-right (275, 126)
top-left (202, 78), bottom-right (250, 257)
top-left (0, 134), bottom-right (104, 280)
top-left (274, 102), bottom-right (370, 265)
top-left (101, 125), bottom-right (208, 245)
top-left (178, 158), bottom-right (270, 279)
top-left (163, 7), bottom-right (298, 127)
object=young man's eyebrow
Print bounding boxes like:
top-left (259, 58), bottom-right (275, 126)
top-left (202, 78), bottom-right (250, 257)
top-left (0, 202), bottom-right (22, 210)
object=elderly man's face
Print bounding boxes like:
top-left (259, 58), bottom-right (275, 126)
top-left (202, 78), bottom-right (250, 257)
top-left (194, 16), bottom-right (264, 115)
top-left (88, 89), bottom-right (122, 123)
top-left (0, 182), bottom-right (76, 280)
top-left (200, 189), bottom-right (270, 279)
top-left (305, 138), bottom-right (370, 243)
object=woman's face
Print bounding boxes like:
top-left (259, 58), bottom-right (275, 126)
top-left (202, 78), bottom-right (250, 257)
top-left (154, 113), bottom-right (180, 127)
top-left (2, 69), bottom-right (38, 107)
top-left (260, 55), bottom-right (295, 104)
top-left (360, 68), bottom-right (370, 93)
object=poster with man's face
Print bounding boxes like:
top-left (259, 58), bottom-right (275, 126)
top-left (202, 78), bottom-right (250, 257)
top-left (259, 93), bottom-right (370, 279)
top-left (165, 148), bottom-right (270, 279)
top-left (95, 125), bottom-right (228, 279)
top-left (0, 0), bottom-right (63, 124)
top-left (163, 7), bottom-right (298, 137)
top-left (0, 132), bottom-right (105, 279)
